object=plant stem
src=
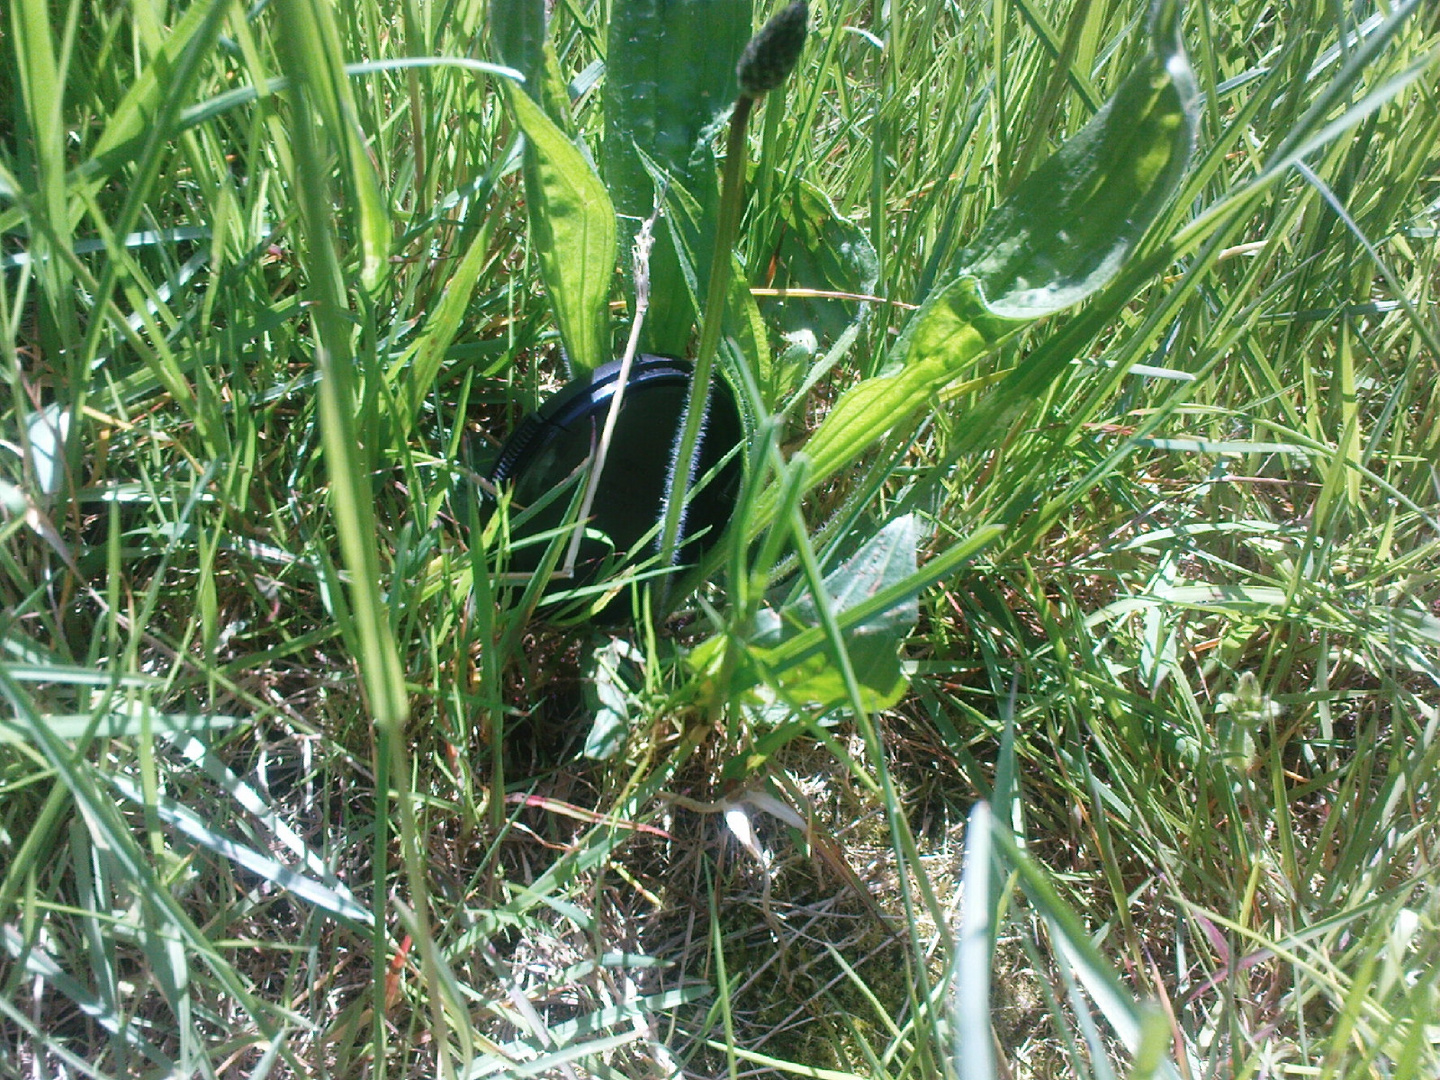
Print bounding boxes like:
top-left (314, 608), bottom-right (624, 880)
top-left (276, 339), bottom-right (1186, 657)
top-left (657, 92), bottom-right (755, 577)
top-left (564, 217), bottom-right (657, 574)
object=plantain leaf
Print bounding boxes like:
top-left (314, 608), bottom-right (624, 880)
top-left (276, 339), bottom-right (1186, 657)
top-left (748, 514), bottom-right (919, 714)
top-left (788, 0), bottom-right (1198, 502)
top-left (689, 521), bottom-right (1001, 724)
top-left (505, 84), bottom-right (617, 372)
top-left (535, 44), bottom-right (578, 135)
top-left (582, 636), bottom-right (644, 759)
top-left (763, 174), bottom-right (878, 345)
top-left (603, 0), bottom-right (751, 355)
top-left (959, 0), bottom-right (1197, 318)
top-left (638, 152), bottom-right (769, 394)
top-left (490, 0), bottom-right (546, 93)
top-left (491, 1), bottom-right (576, 132)
top-left (791, 277), bottom-right (1020, 494)
top-left (601, 0), bottom-right (749, 216)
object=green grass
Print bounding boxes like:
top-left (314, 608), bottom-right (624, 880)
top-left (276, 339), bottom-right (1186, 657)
top-left (3, 0), bottom-right (1439, 1077)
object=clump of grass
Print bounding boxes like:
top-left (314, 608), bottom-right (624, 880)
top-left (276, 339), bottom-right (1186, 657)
top-left (3, 0), bottom-right (1440, 1078)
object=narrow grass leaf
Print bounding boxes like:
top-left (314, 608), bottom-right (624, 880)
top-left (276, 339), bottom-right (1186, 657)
top-left (1127, 1005), bottom-right (1180, 1080)
top-left (107, 773), bottom-right (373, 926)
top-left (1136, 438), bottom-right (1312, 455)
top-left (171, 735), bottom-right (358, 893)
top-left (24, 402), bottom-right (69, 495)
top-left (0, 993), bottom-right (121, 1080)
top-left (468, 986), bottom-right (709, 1075)
top-left (0, 662), bottom-right (159, 687)
top-left (0, 667), bottom-right (291, 1034)
top-left (273, 0), bottom-right (409, 729)
top-left (271, 0), bottom-right (391, 293)
top-left (952, 802), bottom-right (996, 1080)
top-left (69, 1), bottom-right (227, 192)
top-left (989, 822), bottom-right (1184, 1080)
top-left (2, 925), bottom-right (175, 1071)
top-left (464, 1028), bottom-right (648, 1079)
top-left (146, 58), bottom-right (523, 145)
top-left (392, 211), bottom-right (495, 432)
top-left (696, 1041), bottom-right (870, 1080)
top-left (11, 0), bottom-right (80, 370)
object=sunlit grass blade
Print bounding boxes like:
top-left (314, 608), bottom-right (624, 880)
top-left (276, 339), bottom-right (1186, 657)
top-left (988, 818), bottom-right (1186, 1079)
top-left (0, 667), bottom-right (291, 1039)
top-left (952, 802), bottom-right (996, 1080)
top-left (271, 0), bottom-right (406, 729)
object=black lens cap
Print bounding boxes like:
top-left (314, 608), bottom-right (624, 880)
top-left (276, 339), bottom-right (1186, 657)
top-left (486, 355), bottom-right (743, 615)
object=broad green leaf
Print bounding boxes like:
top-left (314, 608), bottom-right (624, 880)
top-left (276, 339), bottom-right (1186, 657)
top-left (750, 632), bottom-right (907, 714)
top-left (959, 0), bottom-right (1197, 318)
top-left (776, 515), bottom-right (920, 636)
top-left (786, 0), bottom-right (1197, 503)
top-left (763, 175), bottom-right (879, 345)
top-left (639, 153), bottom-right (770, 391)
top-left (506, 84), bottom-right (616, 372)
top-left (535, 44), bottom-right (579, 134)
top-left (603, 0), bottom-right (751, 355)
top-left (491, 1), bottom-right (575, 130)
top-left (490, 0), bottom-right (546, 92)
top-left (699, 521), bottom-right (1001, 696)
top-left (602, 0), bottom-right (749, 200)
top-left (748, 514), bottom-right (920, 713)
top-left (582, 636), bottom-right (643, 759)
top-left (793, 277), bottom-right (1019, 493)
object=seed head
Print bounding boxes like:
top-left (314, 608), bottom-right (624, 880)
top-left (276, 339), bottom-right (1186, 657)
top-left (736, 2), bottom-right (809, 98)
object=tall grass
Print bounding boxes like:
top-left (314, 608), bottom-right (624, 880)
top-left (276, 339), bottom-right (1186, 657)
top-left (2, 0), bottom-right (1438, 1077)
